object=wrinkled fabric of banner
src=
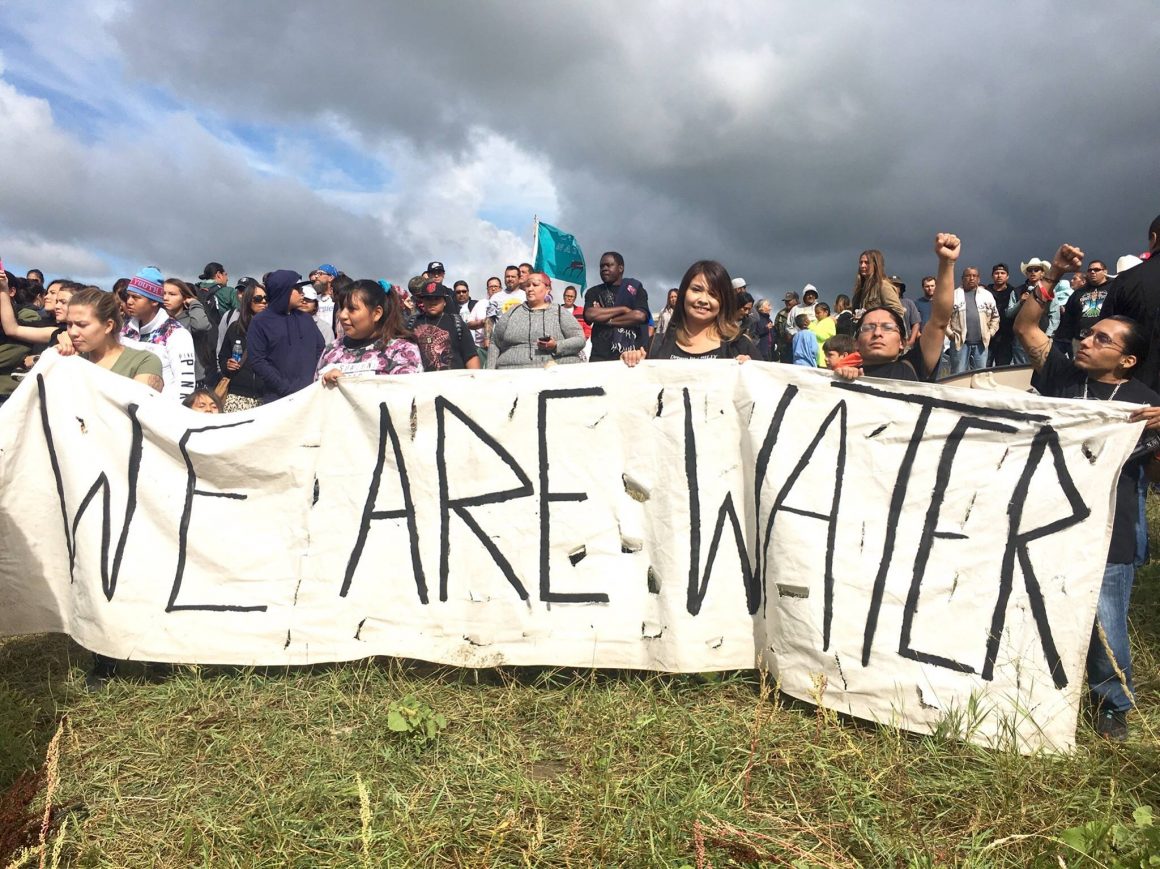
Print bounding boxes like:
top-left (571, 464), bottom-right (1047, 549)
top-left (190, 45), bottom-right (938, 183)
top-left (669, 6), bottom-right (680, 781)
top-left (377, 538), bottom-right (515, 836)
top-left (0, 354), bottom-right (1143, 751)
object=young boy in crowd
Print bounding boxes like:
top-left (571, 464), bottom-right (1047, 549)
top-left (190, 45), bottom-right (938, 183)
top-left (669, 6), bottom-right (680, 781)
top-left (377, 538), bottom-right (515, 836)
top-left (822, 334), bottom-right (860, 370)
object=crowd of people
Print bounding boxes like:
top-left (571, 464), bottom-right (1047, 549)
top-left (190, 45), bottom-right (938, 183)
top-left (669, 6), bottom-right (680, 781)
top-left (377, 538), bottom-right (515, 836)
top-left (2, 215), bottom-right (1160, 741)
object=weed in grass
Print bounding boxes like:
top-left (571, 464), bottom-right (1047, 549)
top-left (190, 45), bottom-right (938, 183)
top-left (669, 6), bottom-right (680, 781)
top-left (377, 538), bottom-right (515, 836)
top-left (385, 693), bottom-right (448, 751)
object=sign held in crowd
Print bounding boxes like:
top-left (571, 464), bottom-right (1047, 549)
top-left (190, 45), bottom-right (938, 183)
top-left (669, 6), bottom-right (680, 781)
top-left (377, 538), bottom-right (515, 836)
top-left (0, 354), bottom-right (1143, 751)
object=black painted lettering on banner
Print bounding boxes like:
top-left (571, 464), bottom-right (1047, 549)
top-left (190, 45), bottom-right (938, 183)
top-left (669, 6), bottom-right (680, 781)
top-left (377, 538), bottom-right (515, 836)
top-left (752, 386), bottom-right (798, 614)
top-left (38, 374), bottom-right (142, 602)
top-left (898, 416), bottom-right (1017, 672)
top-left (861, 405), bottom-right (932, 666)
top-left (755, 398), bottom-right (847, 641)
top-left (985, 424), bottom-right (1089, 687)
top-left (168, 419), bottom-right (260, 612)
top-left (435, 396), bottom-right (533, 602)
top-left (538, 388), bottom-right (608, 603)
top-left (342, 402), bottom-right (428, 603)
top-left (685, 387), bottom-right (757, 616)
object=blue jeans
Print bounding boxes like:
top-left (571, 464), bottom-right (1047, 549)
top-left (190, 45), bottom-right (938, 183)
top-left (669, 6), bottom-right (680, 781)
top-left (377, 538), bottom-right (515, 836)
top-left (1087, 562), bottom-right (1136, 714)
top-left (952, 342), bottom-right (988, 374)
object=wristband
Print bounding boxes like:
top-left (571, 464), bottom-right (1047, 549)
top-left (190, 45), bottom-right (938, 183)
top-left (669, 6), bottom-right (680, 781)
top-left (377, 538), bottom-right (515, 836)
top-left (1033, 284), bottom-right (1054, 305)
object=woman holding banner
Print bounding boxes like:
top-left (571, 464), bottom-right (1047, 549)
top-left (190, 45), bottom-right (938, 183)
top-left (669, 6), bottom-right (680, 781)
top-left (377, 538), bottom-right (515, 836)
top-left (64, 287), bottom-right (164, 390)
top-left (316, 279), bottom-right (422, 384)
top-left (489, 272), bottom-right (585, 369)
top-left (619, 261), bottom-right (757, 364)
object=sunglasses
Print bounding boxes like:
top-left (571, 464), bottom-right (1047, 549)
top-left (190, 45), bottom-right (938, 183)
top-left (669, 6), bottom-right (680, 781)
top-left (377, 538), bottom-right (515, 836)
top-left (253, 295), bottom-right (268, 303)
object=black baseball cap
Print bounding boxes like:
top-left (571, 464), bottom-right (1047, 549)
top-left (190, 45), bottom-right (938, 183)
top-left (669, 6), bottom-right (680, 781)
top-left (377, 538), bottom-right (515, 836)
top-left (415, 280), bottom-right (450, 300)
top-left (426, 261), bottom-right (445, 274)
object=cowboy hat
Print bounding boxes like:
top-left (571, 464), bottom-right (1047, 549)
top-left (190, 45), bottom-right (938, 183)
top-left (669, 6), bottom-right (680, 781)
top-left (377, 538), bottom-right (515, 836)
top-left (1020, 258), bottom-right (1050, 275)
top-left (1115, 254), bottom-right (1144, 275)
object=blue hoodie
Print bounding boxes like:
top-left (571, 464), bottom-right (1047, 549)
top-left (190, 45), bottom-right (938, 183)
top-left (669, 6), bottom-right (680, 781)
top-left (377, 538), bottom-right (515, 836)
top-left (246, 270), bottom-right (325, 402)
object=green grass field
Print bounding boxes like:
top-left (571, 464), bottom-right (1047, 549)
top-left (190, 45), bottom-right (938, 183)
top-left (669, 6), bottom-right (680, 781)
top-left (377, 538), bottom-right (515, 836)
top-left (4, 539), bottom-right (1160, 866)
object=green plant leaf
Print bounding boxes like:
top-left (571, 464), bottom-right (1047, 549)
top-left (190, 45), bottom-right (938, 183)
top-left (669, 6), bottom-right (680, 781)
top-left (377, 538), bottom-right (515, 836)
top-left (387, 709), bottom-right (410, 732)
top-left (1135, 806), bottom-right (1154, 828)
top-left (1060, 826), bottom-right (1092, 854)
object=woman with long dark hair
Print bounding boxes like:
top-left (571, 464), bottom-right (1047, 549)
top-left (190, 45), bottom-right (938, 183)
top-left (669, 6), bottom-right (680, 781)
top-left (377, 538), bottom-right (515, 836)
top-left (851, 249), bottom-right (905, 321)
top-left (216, 283), bottom-right (269, 412)
top-left (163, 278), bottom-right (218, 387)
top-left (655, 287), bottom-right (680, 337)
top-left (316, 279), bottom-right (421, 385)
top-left (621, 261), bottom-right (757, 365)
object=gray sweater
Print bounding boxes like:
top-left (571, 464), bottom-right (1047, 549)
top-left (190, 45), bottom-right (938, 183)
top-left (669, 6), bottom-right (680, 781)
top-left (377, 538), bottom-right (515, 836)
top-left (488, 303), bottom-right (586, 369)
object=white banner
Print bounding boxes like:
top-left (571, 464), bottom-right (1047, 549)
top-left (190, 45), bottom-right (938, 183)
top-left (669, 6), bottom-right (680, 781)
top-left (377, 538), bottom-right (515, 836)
top-left (0, 354), bottom-right (1142, 751)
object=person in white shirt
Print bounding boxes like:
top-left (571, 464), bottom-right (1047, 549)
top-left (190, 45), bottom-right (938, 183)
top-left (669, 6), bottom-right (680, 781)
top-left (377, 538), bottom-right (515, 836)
top-left (453, 280), bottom-right (488, 347)
top-left (120, 266), bottom-right (196, 399)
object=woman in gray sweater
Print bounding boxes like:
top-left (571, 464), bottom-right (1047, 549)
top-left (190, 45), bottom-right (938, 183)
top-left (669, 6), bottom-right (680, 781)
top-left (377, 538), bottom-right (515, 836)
top-left (488, 272), bottom-right (586, 369)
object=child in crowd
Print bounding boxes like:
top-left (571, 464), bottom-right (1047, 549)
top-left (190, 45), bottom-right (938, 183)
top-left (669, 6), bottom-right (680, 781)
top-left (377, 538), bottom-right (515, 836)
top-left (183, 388), bottom-right (222, 414)
top-left (822, 334), bottom-right (861, 371)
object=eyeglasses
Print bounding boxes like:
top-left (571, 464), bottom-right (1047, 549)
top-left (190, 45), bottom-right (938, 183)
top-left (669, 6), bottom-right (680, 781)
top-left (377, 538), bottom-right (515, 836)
top-left (1087, 267), bottom-right (1105, 273)
top-left (858, 322), bottom-right (900, 334)
top-left (1079, 328), bottom-right (1123, 350)
top-left (253, 295), bottom-right (268, 303)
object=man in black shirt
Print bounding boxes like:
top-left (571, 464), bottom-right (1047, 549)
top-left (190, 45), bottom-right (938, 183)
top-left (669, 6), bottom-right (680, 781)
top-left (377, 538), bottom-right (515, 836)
top-left (1055, 259), bottom-right (1111, 350)
top-left (1015, 242), bottom-right (1160, 741)
top-left (832, 233), bottom-right (958, 383)
top-left (1094, 213), bottom-right (1160, 392)
top-left (583, 251), bottom-right (650, 361)
top-left (986, 263), bottom-right (1016, 366)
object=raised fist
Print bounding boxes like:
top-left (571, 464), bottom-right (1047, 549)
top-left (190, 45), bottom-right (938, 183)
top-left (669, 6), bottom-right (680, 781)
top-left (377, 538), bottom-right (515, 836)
top-left (1051, 244), bottom-right (1084, 275)
top-left (934, 233), bottom-right (961, 262)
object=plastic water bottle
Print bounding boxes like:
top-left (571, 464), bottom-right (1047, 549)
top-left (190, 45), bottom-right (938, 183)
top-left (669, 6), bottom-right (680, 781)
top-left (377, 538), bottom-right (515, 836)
top-left (230, 340), bottom-right (243, 363)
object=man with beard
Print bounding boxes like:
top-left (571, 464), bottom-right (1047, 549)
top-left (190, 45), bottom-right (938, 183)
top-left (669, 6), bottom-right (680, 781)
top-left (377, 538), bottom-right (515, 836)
top-left (584, 251), bottom-right (649, 361)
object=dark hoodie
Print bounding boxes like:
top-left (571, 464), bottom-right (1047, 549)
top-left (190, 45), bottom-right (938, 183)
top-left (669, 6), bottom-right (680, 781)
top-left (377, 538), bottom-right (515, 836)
top-left (246, 269), bottom-right (325, 402)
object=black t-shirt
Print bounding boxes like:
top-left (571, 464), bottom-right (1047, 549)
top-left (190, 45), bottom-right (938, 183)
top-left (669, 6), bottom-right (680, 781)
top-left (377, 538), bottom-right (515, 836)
top-left (647, 331), bottom-right (758, 360)
top-left (410, 310), bottom-right (478, 371)
top-left (834, 310), bottom-right (855, 337)
top-left (1056, 285), bottom-right (1109, 344)
top-left (1098, 255), bottom-right (1160, 392)
top-left (988, 284), bottom-right (1013, 336)
top-left (584, 279), bottom-right (650, 361)
top-left (862, 342), bottom-right (933, 383)
top-left (1034, 344), bottom-right (1158, 563)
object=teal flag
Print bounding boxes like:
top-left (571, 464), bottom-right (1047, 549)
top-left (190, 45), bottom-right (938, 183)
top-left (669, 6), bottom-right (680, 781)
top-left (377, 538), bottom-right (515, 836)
top-left (534, 221), bottom-right (586, 290)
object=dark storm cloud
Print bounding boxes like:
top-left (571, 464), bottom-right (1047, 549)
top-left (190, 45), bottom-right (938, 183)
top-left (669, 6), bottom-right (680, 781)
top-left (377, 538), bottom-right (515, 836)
top-left (6, 1), bottom-right (1160, 297)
